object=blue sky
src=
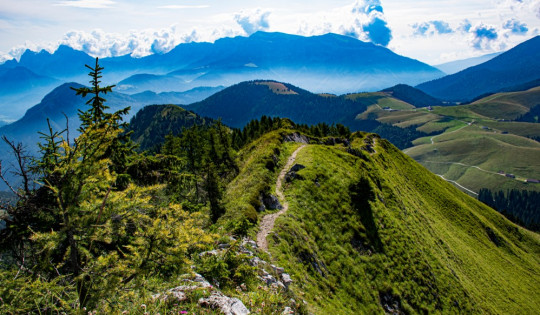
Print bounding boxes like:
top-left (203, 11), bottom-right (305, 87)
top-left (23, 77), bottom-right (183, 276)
top-left (1, 0), bottom-right (539, 65)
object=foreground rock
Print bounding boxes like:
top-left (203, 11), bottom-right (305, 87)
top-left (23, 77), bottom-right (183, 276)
top-left (199, 291), bottom-right (250, 315)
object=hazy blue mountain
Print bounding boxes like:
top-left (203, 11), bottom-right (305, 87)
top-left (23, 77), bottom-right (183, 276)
top-left (0, 82), bottom-right (221, 158)
top-left (2, 32), bottom-right (443, 96)
top-left (0, 66), bottom-right (60, 121)
top-left (128, 86), bottom-right (225, 105)
top-left (417, 36), bottom-right (540, 102)
top-left (0, 66), bottom-right (58, 95)
top-left (116, 32), bottom-right (444, 94)
top-left (0, 82), bottom-right (221, 190)
top-left (435, 52), bottom-right (501, 75)
top-left (15, 45), bottom-right (94, 81)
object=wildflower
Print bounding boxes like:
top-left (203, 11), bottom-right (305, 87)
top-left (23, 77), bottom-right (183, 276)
top-left (180, 311), bottom-right (188, 314)
top-left (141, 304), bottom-right (147, 309)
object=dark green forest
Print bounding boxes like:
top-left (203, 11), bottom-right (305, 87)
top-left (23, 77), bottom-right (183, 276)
top-left (516, 104), bottom-right (540, 123)
top-left (478, 188), bottom-right (540, 231)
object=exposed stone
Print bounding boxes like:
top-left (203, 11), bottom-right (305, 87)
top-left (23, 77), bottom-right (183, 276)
top-left (257, 193), bottom-right (267, 212)
top-left (282, 306), bottom-right (294, 314)
top-left (263, 194), bottom-right (283, 210)
top-left (199, 291), bottom-right (250, 315)
top-left (218, 243), bottom-right (231, 249)
top-left (152, 273), bottom-right (211, 303)
top-left (199, 249), bottom-right (219, 257)
top-left (271, 264), bottom-right (285, 275)
top-left (249, 257), bottom-right (263, 267)
top-left (283, 132), bottom-right (309, 144)
top-left (262, 274), bottom-right (277, 285)
top-left (290, 164), bottom-right (305, 172)
top-left (322, 137), bottom-right (350, 146)
top-left (281, 273), bottom-right (293, 288)
top-left (285, 164), bottom-right (306, 182)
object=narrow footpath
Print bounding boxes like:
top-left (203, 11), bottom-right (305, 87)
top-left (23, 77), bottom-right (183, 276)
top-left (256, 145), bottom-right (306, 252)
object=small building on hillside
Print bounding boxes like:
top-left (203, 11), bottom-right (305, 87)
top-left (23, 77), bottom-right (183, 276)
top-left (506, 174), bottom-right (516, 178)
top-left (526, 179), bottom-right (540, 183)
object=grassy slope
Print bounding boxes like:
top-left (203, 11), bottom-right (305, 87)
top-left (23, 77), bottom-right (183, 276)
top-left (406, 123), bottom-right (540, 192)
top-left (468, 86), bottom-right (540, 120)
top-left (360, 88), bottom-right (540, 193)
top-left (223, 129), bottom-right (540, 314)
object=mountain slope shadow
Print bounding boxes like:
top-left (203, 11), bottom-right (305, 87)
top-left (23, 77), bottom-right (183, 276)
top-left (350, 176), bottom-right (383, 253)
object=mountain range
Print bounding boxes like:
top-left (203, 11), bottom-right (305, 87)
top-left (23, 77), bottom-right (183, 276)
top-left (434, 52), bottom-right (501, 75)
top-left (417, 35), bottom-right (540, 102)
top-left (113, 32), bottom-right (444, 94)
top-left (2, 32), bottom-right (539, 126)
top-left (0, 32), bottom-right (445, 123)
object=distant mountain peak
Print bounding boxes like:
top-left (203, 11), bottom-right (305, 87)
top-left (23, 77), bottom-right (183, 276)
top-left (417, 35), bottom-right (540, 102)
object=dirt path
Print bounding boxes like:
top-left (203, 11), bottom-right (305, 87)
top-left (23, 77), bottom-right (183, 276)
top-left (256, 144), bottom-right (306, 252)
top-left (436, 174), bottom-right (478, 196)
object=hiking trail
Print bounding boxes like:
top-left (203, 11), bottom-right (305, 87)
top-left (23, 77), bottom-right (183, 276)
top-left (256, 144), bottom-right (306, 252)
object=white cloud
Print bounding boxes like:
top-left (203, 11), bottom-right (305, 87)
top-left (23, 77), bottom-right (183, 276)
top-left (57, 26), bottom-right (239, 58)
top-left (54, 0), bottom-right (116, 9)
top-left (234, 9), bottom-right (271, 35)
top-left (157, 5), bottom-right (210, 9)
top-left (293, 0), bottom-right (392, 46)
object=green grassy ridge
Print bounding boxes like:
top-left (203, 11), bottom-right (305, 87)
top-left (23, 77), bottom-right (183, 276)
top-left (359, 88), bottom-right (540, 194)
top-left (219, 127), bottom-right (307, 235)
top-left (239, 134), bottom-right (540, 313)
top-left (407, 127), bottom-right (540, 192)
top-left (468, 86), bottom-right (540, 120)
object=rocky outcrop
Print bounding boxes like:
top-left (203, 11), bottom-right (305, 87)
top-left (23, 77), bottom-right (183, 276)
top-left (322, 137), bottom-right (350, 146)
top-left (285, 164), bottom-right (305, 182)
top-left (283, 132), bottom-right (309, 144)
top-left (258, 193), bottom-right (283, 212)
top-left (151, 273), bottom-right (212, 303)
top-left (199, 291), bottom-right (250, 315)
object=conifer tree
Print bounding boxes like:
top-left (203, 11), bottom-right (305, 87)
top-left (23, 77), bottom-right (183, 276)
top-left (72, 57), bottom-right (115, 128)
top-left (0, 58), bottom-right (214, 311)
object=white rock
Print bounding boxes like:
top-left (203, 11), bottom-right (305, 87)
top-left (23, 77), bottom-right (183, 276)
top-left (199, 291), bottom-right (250, 315)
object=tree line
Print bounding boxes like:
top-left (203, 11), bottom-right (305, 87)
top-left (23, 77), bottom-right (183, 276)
top-left (478, 188), bottom-right (540, 231)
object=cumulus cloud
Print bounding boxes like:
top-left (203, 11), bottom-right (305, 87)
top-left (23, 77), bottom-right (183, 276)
top-left (412, 20), bottom-right (453, 36)
top-left (234, 9), bottom-right (271, 35)
top-left (0, 25), bottom-right (241, 62)
top-left (354, 0), bottom-right (392, 46)
top-left (55, 0), bottom-right (116, 9)
top-left (58, 26), bottom-right (240, 58)
top-left (294, 0), bottom-right (392, 46)
top-left (502, 19), bottom-right (528, 34)
top-left (470, 24), bottom-right (498, 50)
top-left (362, 16), bottom-right (392, 46)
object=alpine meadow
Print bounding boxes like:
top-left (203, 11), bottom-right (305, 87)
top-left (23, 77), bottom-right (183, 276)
top-left (1, 1), bottom-right (539, 314)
